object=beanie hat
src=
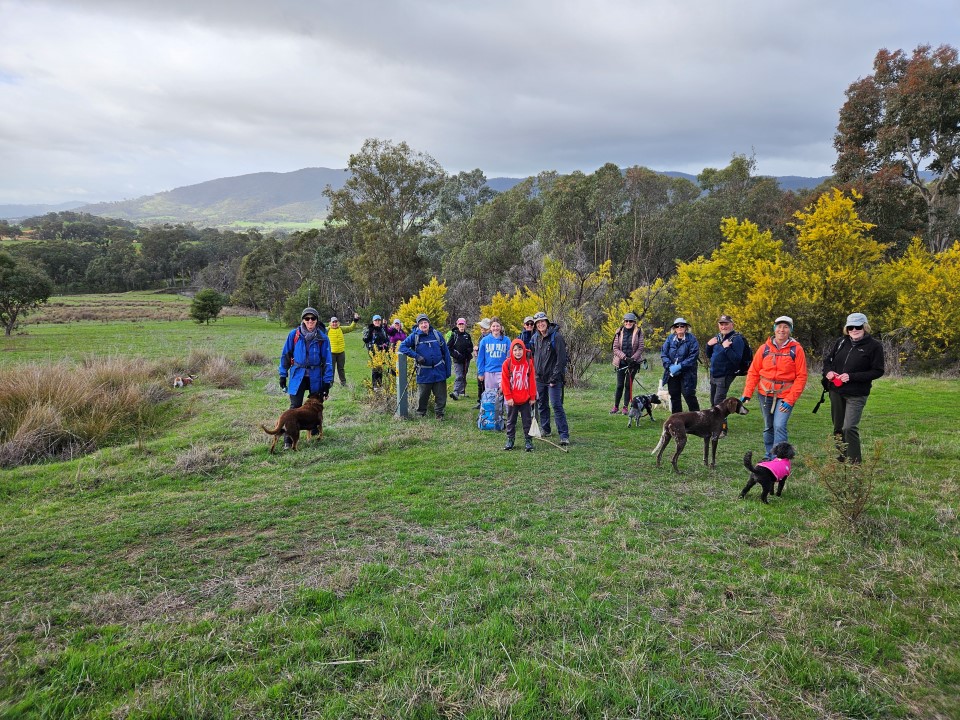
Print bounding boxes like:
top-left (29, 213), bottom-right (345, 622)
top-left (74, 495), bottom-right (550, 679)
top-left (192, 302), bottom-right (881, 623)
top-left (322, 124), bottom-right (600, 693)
top-left (415, 313), bottom-right (429, 324)
top-left (301, 307), bottom-right (319, 320)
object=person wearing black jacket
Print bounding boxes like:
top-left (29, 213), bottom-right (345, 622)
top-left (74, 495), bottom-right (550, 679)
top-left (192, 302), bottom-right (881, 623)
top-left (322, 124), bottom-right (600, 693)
top-left (532, 311), bottom-right (570, 446)
top-left (362, 314), bottom-right (391, 388)
top-left (822, 312), bottom-right (885, 464)
top-left (447, 317), bottom-right (474, 400)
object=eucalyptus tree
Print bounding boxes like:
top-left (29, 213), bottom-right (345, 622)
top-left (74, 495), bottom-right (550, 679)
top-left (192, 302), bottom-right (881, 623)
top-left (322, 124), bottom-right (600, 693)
top-left (324, 138), bottom-right (446, 309)
top-left (834, 44), bottom-right (960, 252)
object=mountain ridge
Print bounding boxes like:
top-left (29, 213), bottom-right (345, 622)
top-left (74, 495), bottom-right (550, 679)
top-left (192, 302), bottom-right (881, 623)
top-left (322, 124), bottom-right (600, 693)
top-left (1, 167), bottom-right (832, 225)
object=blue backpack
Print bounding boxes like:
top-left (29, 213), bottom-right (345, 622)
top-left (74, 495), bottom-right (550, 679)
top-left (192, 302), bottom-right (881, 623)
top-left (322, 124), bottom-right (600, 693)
top-left (477, 388), bottom-right (504, 431)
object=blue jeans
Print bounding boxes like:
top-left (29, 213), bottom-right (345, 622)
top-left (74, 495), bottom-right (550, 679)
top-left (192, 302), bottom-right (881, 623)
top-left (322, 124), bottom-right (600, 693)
top-left (758, 394), bottom-right (793, 460)
top-left (536, 381), bottom-right (569, 440)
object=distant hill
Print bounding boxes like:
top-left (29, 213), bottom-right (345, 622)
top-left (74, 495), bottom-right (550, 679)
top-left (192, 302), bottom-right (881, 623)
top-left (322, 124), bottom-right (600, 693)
top-left (77, 168), bottom-right (351, 226)
top-left (0, 201), bottom-right (86, 221)
top-left (58, 167), bottom-right (832, 227)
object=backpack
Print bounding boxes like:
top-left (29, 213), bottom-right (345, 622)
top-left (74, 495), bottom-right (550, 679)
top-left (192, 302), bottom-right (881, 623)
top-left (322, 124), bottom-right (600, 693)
top-left (733, 333), bottom-right (752, 377)
top-left (477, 388), bottom-right (505, 431)
top-left (411, 328), bottom-right (444, 351)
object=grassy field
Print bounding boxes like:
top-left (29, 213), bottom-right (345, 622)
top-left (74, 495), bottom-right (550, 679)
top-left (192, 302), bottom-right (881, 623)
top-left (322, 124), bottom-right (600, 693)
top-left (1, 296), bottom-right (958, 719)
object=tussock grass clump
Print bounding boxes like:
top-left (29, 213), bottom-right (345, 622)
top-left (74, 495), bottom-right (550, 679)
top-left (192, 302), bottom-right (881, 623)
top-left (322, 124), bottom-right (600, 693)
top-left (199, 355), bottom-right (243, 388)
top-left (172, 445), bottom-right (226, 476)
top-left (177, 349), bottom-right (243, 388)
top-left (241, 349), bottom-right (270, 366)
top-left (0, 358), bottom-right (170, 467)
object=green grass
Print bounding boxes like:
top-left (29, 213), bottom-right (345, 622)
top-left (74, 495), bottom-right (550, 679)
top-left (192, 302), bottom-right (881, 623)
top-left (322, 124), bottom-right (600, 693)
top-left (1, 298), bottom-right (959, 718)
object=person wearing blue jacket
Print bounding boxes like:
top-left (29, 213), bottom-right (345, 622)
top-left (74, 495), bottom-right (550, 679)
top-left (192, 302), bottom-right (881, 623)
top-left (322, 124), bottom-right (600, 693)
top-left (399, 313), bottom-right (452, 419)
top-left (477, 318), bottom-right (511, 392)
top-left (705, 313), bottom-right (747, 407)
top-left (660, 317), bottom-right (700, 414)
top-left (278, 307), bottom-right (335, 447)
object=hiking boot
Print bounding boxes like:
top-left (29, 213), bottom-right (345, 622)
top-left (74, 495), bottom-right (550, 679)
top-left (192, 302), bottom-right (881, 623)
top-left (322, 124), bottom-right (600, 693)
top-left (559, 437), bottom-right (570, 447)
top-left (621, 407), bottom-right (629, 415)
top-left (524, 436), bottom-right (534, 452)
top-left (436, 414), bottom-right (444, 421)
top-left (449, 393), bottom-right (458, 401)
top-left (609, 406), bottom-right (619, 414)
top-left (309, 428), bottom-right (319, 437)
top-left (503, 436), bottom-right (515, 451)
top-left (542, 429), bottom-right (552, 437)
top-left (283, 436), bottom-right (293, 450)
top-left (719, 421), bottom-right (728, 438)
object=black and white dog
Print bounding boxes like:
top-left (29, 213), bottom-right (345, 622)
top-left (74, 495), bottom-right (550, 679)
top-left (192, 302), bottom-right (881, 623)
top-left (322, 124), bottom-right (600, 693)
top-left (626, 393), bottom-right (662, 427)
top-left (740, 442), bottom-right (796, 503)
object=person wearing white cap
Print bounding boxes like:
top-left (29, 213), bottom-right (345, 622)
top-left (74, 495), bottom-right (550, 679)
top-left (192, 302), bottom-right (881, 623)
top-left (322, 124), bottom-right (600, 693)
top-left (472, 318), bottom-right (493, 408)
top-left (447, 317), bottom-right (474, 400)
top-left (822, 312), bottom-right (885, 463)
top-left (386, 318), bottom-right (407, 347)
top-left (741, 315), bottom-right (808, 460)
top-left (518, 316), bottom-right (537, 354)
top-left (660, 317), bottom-right (700, 414)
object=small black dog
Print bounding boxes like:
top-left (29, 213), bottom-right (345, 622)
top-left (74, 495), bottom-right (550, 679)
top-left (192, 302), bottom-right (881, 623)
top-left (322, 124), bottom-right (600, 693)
top-left (626, 393), bottom-right (661, 427)
top-left (740, 442), bottom-right (796, 503)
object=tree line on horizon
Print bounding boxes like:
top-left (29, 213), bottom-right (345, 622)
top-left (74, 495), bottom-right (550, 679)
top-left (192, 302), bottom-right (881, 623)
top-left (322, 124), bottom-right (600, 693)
top-left (2, 43), bottom-right (958, 361)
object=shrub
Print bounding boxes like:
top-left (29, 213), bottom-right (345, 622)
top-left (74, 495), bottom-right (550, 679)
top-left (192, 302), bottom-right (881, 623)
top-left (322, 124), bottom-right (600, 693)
top-left (360, 346), bottom-right (418, 415)
top-left (396, 278), bottom-right (448, 332)
top-left (189, 289), bottom-right (227, 325)
top-left (808, 440), bottom-right (883, 529)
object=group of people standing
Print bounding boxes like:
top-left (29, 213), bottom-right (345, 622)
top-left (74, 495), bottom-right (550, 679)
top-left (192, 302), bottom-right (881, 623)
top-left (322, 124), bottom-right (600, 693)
top-left (275, 308), bottom-right (571, 449)
top-left (467, 312), bottom-right (570, 448)
top-left (613, 311), bottom-right (883, 463)
top-left (276, 305), bottom-right (885, 465)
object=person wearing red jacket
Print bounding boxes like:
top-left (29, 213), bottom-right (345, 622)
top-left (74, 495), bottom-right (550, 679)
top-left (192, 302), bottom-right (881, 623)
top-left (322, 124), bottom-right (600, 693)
top-left (501, 339), bottom-right (537, 452)
top-left (741, 315), bottom-right (808, 460)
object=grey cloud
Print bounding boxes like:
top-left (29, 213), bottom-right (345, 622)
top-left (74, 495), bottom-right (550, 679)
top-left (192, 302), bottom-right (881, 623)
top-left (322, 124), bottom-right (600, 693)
top-left (1, 0), bottom-right (957, 202)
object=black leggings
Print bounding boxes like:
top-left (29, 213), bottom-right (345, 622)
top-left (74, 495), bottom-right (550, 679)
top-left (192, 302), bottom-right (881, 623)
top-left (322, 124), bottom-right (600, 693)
top-left (614, 366), bottom-right (636, 408)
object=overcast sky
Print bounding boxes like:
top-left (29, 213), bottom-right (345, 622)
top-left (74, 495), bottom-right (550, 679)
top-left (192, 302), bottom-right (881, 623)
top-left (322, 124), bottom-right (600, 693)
top-left (1, 0), bottom-right (956, 204)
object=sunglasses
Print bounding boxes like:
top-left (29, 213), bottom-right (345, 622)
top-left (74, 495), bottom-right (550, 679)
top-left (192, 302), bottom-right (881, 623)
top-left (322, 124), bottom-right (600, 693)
top-left (672, 324), bottom-right (686, 329)
top-left (303, 316), bottom-right (318, 322)
top-left (524, 321), bottom-right (534, 326)
top-left (624, 320), bottom-right (635, 323)
top-left (846, 325), bottom-right (864, 331)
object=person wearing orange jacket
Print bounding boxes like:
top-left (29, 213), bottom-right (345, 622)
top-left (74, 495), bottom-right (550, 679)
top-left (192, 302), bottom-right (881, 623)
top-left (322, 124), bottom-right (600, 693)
top-left (740, 315), bottom-right (808, 460)
top-left (501, 338), bottom-right (537, 451)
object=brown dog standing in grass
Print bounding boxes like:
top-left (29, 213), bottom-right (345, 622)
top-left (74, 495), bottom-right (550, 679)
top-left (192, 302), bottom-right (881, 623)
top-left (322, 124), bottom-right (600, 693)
top-left (261, 396), bottom-right (324, 453)
top-left (652, 396), bottom-right (749, 472)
